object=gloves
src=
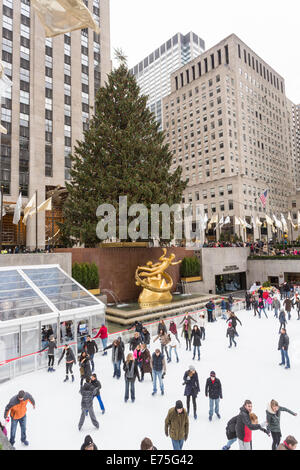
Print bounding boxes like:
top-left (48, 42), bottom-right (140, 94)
top-left (162, 372), bottom-right (166, 379)
top-left (5, 417), bottom-right (10, 423)
top-left (262, 428), bottom-right (270, 436)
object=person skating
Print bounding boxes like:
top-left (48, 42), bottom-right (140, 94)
top-left (168, 334), bottom-right (179, 363)
top-left (222, 414), bottom-right (238, 450)
top-left (266, 399), bottom-right (297, 450)
top-left (79, 351), bottom-right (92, 387)
top-left (127, 320), bottom-right (145, 342)
top-left (198, 313), bottom-right (206, 340)
top-left (228, 294), bottom-right (234, 311)
top-left (129, 332), bottom-right (142, 352)
top-left (157, 319), bottom-right (167, 335)
top-left (103, 337), bottom-right (125, 379)
top-left (140, 437), bottom-right (157, 450)
top-left (253, 298), bottom-right (259, 317)
top-left (84, 335), bottom-right (98, 372)
top-left (294, 296), bottom-right (300, 320)
top-left (165, 400), bottom-right (189, 451)
top-left (245, 292), bottom-right (251, 310)
top-left (80, 434), bottom-right (98, 450)
top-left (39, 334), bottom-right (57, 372)
top-left (258, 297), bottom-right (268, 318)
top-left (205, 371), bottom-right (222, 421)
top-left (78, 378), bottom-right (99, 431)
top-left (226, 312), bottom-right (242, 336)
top-left (278, 328), bottom-right (290, 369)
top-left (206, 300), bottom-right (215, 323)
top-left (226, 322), bottom-right (237, 348)
top-left (273, 297), bottom-right (281, 319)
top-left (90, 373), bottom-right (105, 414)
top-left (169, 320), bottom-right (180, 343)
top-left (191, 325), bottom-right (201, 360)
top-left (277, 435), bottom-right (298, 450)
top-left (4, 390), bottom-right (35, 448)
top-left (236, 400), bottom-right (269, 450)
top-left (153, 329), bottom-right (171, 361)
top-left (180, 314), bottom-right (196, 350)
top-left (94, 324), bottom-right (108, 355)
top-left (133, 344), bottom-right (143, 373)
top-left (140, 343), bottom-right (152, 381)
top-left (151, 349), bottom-right (166, 396)
top-left (183, 366), bottom-right (200, 419)
top-left (58, 344), bottom-right (76, 382)
top-left (123, 352), bottom-right (141, 403)
top-left (283, 297), bottom-right (293, 320)
top-left (220, 298), bottom-right (227, 319)
top-left (141, 327), bottom-right (150, 345)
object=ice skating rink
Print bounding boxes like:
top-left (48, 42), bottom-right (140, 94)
top-left (1, 308), bottom-right (299, 450)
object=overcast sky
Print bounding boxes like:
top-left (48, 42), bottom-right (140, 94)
top-left (110, 0), bottom-right (300, 103)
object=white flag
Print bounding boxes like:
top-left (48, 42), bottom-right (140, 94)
top-left (265, 214), bottom-right (273, 225)
top-left (224, 216), bottom-right (230, 225)
top-left (23, 193), bottom-right (36, 225)
top-left (208, 213), bottom-right (218, 229)
top-left (0, 191), bottom-right (6, 218)
top-left (287, 212), bottom-right (296, 229)
top-left (272, 214), bottom-right (282, 230)
top-left (251, 216), bottom-right (256, 229)
top-left (280, 213), bottom-right (288, 232)
top-left (13, 193), bottom-right (22, 225)
top-left (0, 61), bottom-right (13, 135)
top-left (255, 216), bottom-right (262, 227)
top-left (31, 0), bottom-right (100, 38)
top-left (218, 215), bottom-right (224, 226)
top-left (239, 217), bottom-right (246, 228)
top-left (29, 197), bottom-right (52, 217)
top-left (234, 216), bottom-right (240, 225)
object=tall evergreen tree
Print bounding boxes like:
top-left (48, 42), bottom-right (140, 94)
top-left (59, 55), bottom-right (186, 247)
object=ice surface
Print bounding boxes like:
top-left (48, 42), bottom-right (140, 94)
top-left (1, 307), bottom-right (299, 450)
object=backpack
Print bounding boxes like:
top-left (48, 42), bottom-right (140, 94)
top-left (226, 415), bottom-right (238, 440)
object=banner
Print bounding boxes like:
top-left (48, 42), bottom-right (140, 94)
top-left (31, 0), bottom-right (100, 37)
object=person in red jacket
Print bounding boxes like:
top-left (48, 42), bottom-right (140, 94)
top-left (169, 321), bottom-right (180, 343)
top-left (94, 324), bottom-right (108, 355)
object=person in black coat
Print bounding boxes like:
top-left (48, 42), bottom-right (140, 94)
top-left (91, 373), bottom-right (105, 414)
top-left (104, 337), bottom-right (125, 379)
top-left (278, 310), bottom-right (287, 334)
top-left (123, 353), bottom-right (141, 403)
top-left (226, 322), bottom-right (237, 348)
top-left (183, 366), bottom-right (200, 420)
top-left (191, 325), bottom-right (201, 361)
top-left (157, 319), bottom-right (167, 335)
top-left (127, 321), bottom-right (145, 341)
top-left (141, 327), bottom-right (150, 345)
top-left (278, 328), bottom-right (290, 369)
top-left (80, 434), bottom-right (98, 450)
top-left (78, 379), bottom-right (99, 431)
top-left (226, 313), bottom-right (242, 336)
top-left (58, 344), bottom-right (76, 382)
top-left (79, 351), bottom-right (92, 387)
top-left (129, 332), bottom-right (142, 351)
top-left (236, 400), bottom-right (269, 450)
top-left (205, 371), bottom-right (222, 421)
top-left (84, 336), bottom-right (98, 372)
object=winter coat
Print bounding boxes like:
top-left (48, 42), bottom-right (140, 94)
top-left (180, 316), bottom-right (196, 339)
top-left (140, 348), bottom-right (152, 373)
top-left (226, 315), bottom-right (242, 328)
top-left (279, 311), bottom-right (286, 323)
top-left (191, 328), bottom-right (201, 347)
top-left (205, 377), bottom-right (222, 399)
top-left (142, 329), bottom-right (150, 345)
top-left (226, 326), bottom-right (236, 338)
top-left (198, 317), bottom-right (206, 328)
top-left (155, 333), bottom-right (171, 347)
top-left (273, 299), bottom-right (280, 310)
top-left (283, 298), bottom-right (293, 312)
top-left (258, 299), bottom-right (265, 309)
top-left (165, 407), bottom-right (189, 441)
top-left (220, 300), bottom-right (227, 310)
top-left (157, 322), bottom-right (167, 335)
top-left (80, 383), bottom-right (96, 409)
top-left (151, 352), bottom-right (166, 373)
top-left (40, 339), bottom-right (57, 355)
top-left (84, 339), bottom-right (98, 356)
top-left (206, 301), bottom-right (215, 312)
top-left (79, 354), bottom-right (92, 378)
top-left (123, 360), bottom-right (140, 382)
top-left (266, 297), bottom-right (273, 305)
top-left (94, 325), bottom-right (107, 339)
top-left (263, 291), bottom-right (269, 300)
top-left (128, 321), bottom-right (144, 333)
top-left (169, 322), bottom-right (177, 335)
top-left (183, 371), bottom-right (200, 397)
top-left (90, 379), bottom-right (101, 396)
top-left (58, 347), bottom-right (76, 365)
top-left (278, 333), bottom-right (289, 351)
top-left (133, 348), bottom-right (142, 363)
top-left (266, 403), bottom-right (296, 433)
top-left (129, 335), bottom-right (142, 351)
top-left (4, 393), bottom-right (35, 420)
top-left (105, 342), bottom-right (125, 363)
top-left (226, 415), bottom-right (238, 440)
top-left (236, 406), bottom-right (262, 442)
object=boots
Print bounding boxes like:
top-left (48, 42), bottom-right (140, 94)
top-left (64, 376), bottom-right (69, 382)
top-left (72, 375), bottom-right (75, 382)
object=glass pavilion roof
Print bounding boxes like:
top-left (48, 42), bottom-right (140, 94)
top-left (0, 265), bottom-right (103, 322)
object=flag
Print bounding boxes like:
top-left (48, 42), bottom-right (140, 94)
top-left (280, 213), bottom-right (288, 232)
top-left (255, 216), bottom-right (262, 227)
top-left (23, 193), bottom-right (36, 225)
top-left (208, 213), bottom-right (218, 229)
top-left (224, 216), bottom-right (230, 225)
top-left (265, 214), bottom-right (273, 225)
top-left (13, 193), bottom-right (22, 225)
top-left (239, 217), bottom-right (246, 229)
top-left (234, 216), bottom-right (240, 225)
top-left (298, 211), bottom-right (300, 227)
top-left (28, 197), bottom-right (52, 218)
top-left (0, 60), bottom-right (13, 135)
top-left (218, 215), bottom-right (224, 227)
top-left (272, 214), bottom-right (282, 230)
top-left (288, 212), bottom-right (296, 229)
top-left (259, 190), bottom-right (268, 208)
top-left (0, 191), bottom-right (6, 218)
top-left (251, 216), bottom-right (256, 229)
top-left (31, 0), bottom-right (100, 38)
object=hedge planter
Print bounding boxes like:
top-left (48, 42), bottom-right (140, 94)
top-left (181, 276), bottom-right (202, 282)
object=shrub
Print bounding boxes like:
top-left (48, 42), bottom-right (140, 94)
top-left (180, 256), bottom-right (201, 277)
top-left (72, 262), bottom-right (99, 290)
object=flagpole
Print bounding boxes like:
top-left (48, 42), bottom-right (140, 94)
top-left (0, 185), bottom-right (3, 252)
top-left (35, 190), bottom-right (38, 252)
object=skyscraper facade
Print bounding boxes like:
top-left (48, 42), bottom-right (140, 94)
top-left (130, 32), bottom-right (205, 129)
top-left (163, 34), bottom-right (296, 240)
top-left (0, 0), bottom-right (111, 247)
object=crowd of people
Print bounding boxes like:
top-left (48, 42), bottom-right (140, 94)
top-left (1, 289), bottom-right (298, 451)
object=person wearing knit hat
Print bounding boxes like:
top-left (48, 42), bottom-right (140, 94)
top-left (80, 435), bottom-right (98, 450)
top-left (165, 400), bottom-right (189, 450)
top-left (205, 371), bottom-right (223, 421)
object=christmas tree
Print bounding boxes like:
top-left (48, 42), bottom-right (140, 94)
top-left (59, 52), bottom-right (186, 247)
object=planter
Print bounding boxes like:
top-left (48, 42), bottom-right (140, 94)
top-left (181, 276), bottom-right (202, 283)
top-left (88, 288), bottom-right (101, 295)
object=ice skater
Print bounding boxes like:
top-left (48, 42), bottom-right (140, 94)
top-left (266, 399), bottom-right (297, 450)
top-left (226, 322), bottom-right (237, 348)
top-left (39, 334), bottom-right (57, 372)
top-left (58, 344), bottom-right (76, 382)
top-left (78, 378), bottom-right (99, 431)
top-left (183, 366), bottom-right (200, 420)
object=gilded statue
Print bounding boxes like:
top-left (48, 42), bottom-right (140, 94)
top-left (135, 248), bottom-right (181, 306)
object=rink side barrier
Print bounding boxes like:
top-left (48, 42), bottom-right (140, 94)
top-left (0, 299), bottom-right (245, 382)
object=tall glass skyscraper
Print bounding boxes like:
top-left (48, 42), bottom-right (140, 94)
top-left (130, 32), bottom-right (205, 128)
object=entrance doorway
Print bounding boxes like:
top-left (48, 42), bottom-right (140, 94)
top-left (215, 272), bottom-right (247, 294)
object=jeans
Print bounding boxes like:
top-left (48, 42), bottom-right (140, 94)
top-left (209, 398), bottom-right (220, 418)
top-left (171, 439), bottom-right (184, 450)
top-left (95, 394), bottom-right (105, 411)
top-left (274, 308), bottom-right (279, 318)
top-left (168, 346), bottom-right (178, 361)
top-left (229, 336), bottom-right (237, 347)
top-left (193, 345), bottom-right (200, 359)
top-left (113, 360), bottom-right (121, 378)
top-left (90, 353), bottom-right (95, 371)
top-left (238, 439), bottom-right (251, 450)
top-left (153, 369), bottom-right (164, 393)
top-left (101, 337), bottom-right (108, 352)
top-left (10, 415), bottom-right (27, 445)
top-left (258, 307), bottom-right (268, 318)
top-left (225, 437), bottom-right (237, 448)
top-left (161, 344), bottom-right (170, 360)
top-left (125, 379), bottom-right (135, 400)
top-left (207, 310), bottom-right (213, 322)
top-left (280, 348), bottom-right (290, 368)
top-left (200, 327), bottom-right (205, 340)
top-left (221, 309), bottom-right (227, 319)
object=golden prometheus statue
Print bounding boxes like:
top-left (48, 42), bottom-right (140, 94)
top-left (135, 248), bottom-right (181, 306)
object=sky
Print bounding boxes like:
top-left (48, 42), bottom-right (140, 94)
top-left (110, 0), bottom-right (300, 104)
